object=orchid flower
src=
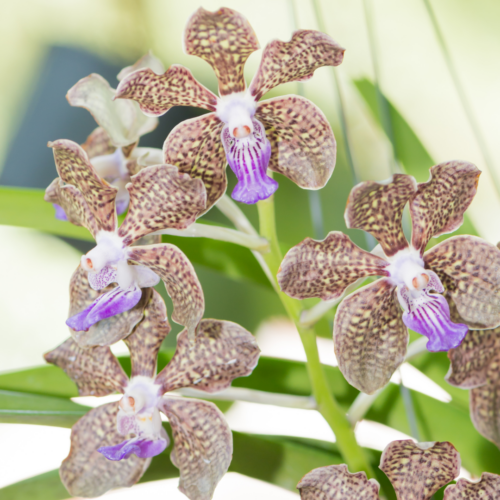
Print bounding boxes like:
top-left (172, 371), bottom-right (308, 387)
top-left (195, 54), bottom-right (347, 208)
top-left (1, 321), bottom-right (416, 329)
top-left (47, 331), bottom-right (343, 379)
top-left (45, 139), bottom-right (207, 345)
top-left (447, 314), bottom-right (500, 448)
top-left (298, 439), bottom-right (470, 500)
top-left (44, 299), bottom-right (260, 500)
top-left (279, 161), bottom-right (500, 394)
top-left (53, 51), bottom-right (165, 219)
top-left (115, 7), bottom-right (345, 208)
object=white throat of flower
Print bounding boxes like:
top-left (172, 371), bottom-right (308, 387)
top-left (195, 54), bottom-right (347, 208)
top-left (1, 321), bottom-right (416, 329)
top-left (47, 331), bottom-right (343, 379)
top-left (216, 91), bottom-right (257, 139)
top-left (91, 148), bottom-right (128, 180)
top-left (387, 248), bottom-right (430, 297)
top-left (119, 376), bottom-right (163, 439)
top-left (81, 231), bottom-right (126, 274)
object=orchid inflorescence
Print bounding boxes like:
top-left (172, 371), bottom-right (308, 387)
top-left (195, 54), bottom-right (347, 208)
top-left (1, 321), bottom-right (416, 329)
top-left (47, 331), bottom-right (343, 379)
top-left (39, 4), bottom-right (500, 500)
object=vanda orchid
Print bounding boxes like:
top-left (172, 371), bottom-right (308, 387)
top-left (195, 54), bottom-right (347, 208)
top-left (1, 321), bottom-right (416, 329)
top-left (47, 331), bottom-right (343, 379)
top-left (44, 297), bottom-right (260, 499)
top-left (115, 7), bottom-right (345, 207)
top-left (53, 51), bottom-right (165, 220)
top-left (278, 161), bottom-right (500, 394)
top-left (45, 139), bottom-right (207, 345)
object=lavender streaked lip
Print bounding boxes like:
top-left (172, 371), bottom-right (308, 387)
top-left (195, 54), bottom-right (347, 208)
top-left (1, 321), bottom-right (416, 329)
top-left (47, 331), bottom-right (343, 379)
top-left (221, 119), bottom-right (278, 204)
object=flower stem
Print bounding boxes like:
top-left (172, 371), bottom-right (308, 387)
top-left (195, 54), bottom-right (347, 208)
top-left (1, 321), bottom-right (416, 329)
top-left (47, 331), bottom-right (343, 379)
top-left (256, 193), bottom-right (374, 477)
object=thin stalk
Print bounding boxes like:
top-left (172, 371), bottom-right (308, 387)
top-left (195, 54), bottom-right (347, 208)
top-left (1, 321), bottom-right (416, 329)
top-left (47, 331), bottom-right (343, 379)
top-left (176, 387), bottom-right (316, 410)
top-left (422, 0), bottom-right (500, 198)
top-left (154, 223), bottom-right (269, 252)
top-left (362, 0), bottom-right (400, 175)
top-left (257, 193), bottom-right (374, 477)
top-left (400, 381), bottom-right (420, 441)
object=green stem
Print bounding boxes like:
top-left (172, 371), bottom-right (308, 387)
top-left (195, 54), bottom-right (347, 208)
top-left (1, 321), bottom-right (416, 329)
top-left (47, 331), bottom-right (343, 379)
top-left (257, 194), bottom-right (374, 477)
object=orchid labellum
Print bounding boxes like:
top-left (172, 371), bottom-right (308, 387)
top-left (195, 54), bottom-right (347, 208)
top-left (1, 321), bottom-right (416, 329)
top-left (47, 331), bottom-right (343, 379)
top-left (115, 7), bottom-right (345, 207)
top-left (279, 161), bottom-right (500, 393)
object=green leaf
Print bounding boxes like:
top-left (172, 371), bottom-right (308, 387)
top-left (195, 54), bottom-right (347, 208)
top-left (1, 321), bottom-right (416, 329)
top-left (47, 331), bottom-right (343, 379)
top-left (0, 187), bottom-right (92, 240)
top-left (0, 390), bottom-right (88, 428)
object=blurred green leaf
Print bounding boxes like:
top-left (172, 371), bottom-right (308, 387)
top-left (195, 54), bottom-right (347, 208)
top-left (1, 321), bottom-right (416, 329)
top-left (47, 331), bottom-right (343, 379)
top-left (0, 390), bottom-right (88, 427)
top-left (0, 187), bottom-right (91, 240)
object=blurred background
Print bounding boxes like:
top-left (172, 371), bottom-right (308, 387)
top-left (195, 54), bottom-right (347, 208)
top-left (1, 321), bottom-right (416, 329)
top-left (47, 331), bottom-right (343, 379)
top-left (1, 0), bottom-right (499, 498)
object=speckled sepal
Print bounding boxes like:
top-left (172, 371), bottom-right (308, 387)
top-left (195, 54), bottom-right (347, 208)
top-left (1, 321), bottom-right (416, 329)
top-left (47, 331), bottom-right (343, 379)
top-left (60, 403), bottom-right (148, 497)
top-left (115, 65), bottom-right (218, 116)
top-left (379, 440), bottom-right (460, 500)
top-left (444, 472), bottom-right (500, 499)
top-left (346, 174), bottom-right (417, 257)
top-left (250, 30), bottom-right (345, 101)
top-left (67, 73), bottom-right (158, 148)
top-left (470, 354), bottom-right (500, 448)
top-left (118, 164), bottom-right (207, 246)
top-left (446, 326), bottom-right (500, 389)
top-left (184, 7), bottom-right (259, 96)
top-left (278, 231), bottom-right (389, 301)
top-left (297, 464), bottom-right (379, 499)
top-left (44, 337), bottom-right (128, 396)
top-left (424, 235), bottom-right (500, 329)
top-left (124, 289), bottom-right (171, 379)
top-left (49, 139), bottom-right (118, 232)
top-left (81, 127), bottom-right (115, 159)
top-left (156, 319), bottom-right (260, 394)
top-left (163, 113), bottom-right (226, 212)
top-left (334, 278), bottom-right (407, 394)
top-left (257, 96), bottom-right (336, 189)
top-left (410, 161), bottom-right (480, 254)
top-left (45, 178), bottom-right (100, 238)
top-left (68, 266), bottom-right (150, 347)
top-left (127, 244), bottom-right (205, 339)
top-left (159, 397), bottom-right (232, 500)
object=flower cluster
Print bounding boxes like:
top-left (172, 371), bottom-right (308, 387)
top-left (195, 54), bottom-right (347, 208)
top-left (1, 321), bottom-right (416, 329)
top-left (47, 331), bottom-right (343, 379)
top-left (298, 439), bottom-right (500, 499)
top-left (279, 161), bottom-right (500, 394)
top-left (38, 3), bottom-right (499, 499)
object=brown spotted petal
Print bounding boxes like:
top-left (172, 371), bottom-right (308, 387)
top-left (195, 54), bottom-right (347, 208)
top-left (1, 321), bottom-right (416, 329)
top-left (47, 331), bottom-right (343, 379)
top-left (124, 289), bottom-right (171, 379)
top-left (45, 178), bottom-right (100, 238)
top-left (163, 113), bottom-right (226, 212)
top-left (81, 127), bottom-right (115, 159)
top-left (115, 65), bottom-right (218, 116)
top-left (117, 50), bottom-right (165, 81)
top-left (49, 139), bottom-right (118, 232)
top-left (345, 174), bottom-right (417, 257)
top-left (379, 440), bottom-right (460, 500)
top-left (184, 7), bottom-right (259, 96)
top-left (256, 96), bottom-right (336, 189)
top-left (444, 472), bottom-right (500, 499)
top-left (250, 30), bottom-right (345, 101)
top-left (334, 278), bottom-right (407, 394)
top-left (44, 337), bottom-right (128, 396)
top-left (60, 403), bottom-right (148, 497)
top-left (446, 326), bottom-right (500, 389)
top-left (297, 464), bottom-right (380, 500)
top-left (67, 73), bottom-right (158, 147)
top-left (128, 244), bottom-right (204, 339)
top-left (470, 353), bottom-right (500, 447)
top-left (118, 165), bottom-right (207, 246)
top-left (156, 319), bottom-right (259, 394)
top-left (278, 232), bottom-right (389, 301)
top-left (424, 235), bottom-right (500, 329)
top-left (159, 396), bottom-right (232, 500)
top-left (69, 266), bottom-right (151, 347)
top-left (410, 161), bottom-right (480, 255)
